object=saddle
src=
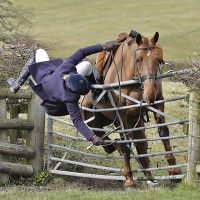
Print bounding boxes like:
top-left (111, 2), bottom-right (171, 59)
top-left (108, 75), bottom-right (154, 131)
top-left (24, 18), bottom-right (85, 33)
top-left (96, 30), bottom-right (138, 81)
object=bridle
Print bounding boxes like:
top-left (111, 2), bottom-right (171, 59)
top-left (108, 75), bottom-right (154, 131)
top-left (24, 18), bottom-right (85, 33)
top-left (131, 44), bottom-right (162, 123)
top-left (134, 45), bottom-right (160, 83)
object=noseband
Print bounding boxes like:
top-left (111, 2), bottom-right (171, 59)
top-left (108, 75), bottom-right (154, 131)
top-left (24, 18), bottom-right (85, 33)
top-left (140, 73), bottom-right (157, 82)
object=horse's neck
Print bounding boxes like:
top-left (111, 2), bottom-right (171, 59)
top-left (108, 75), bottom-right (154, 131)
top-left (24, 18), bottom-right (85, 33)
top-left (116, 44), bottom-right (136, 81)
top-left (104, 43), bottom-right (136, 84)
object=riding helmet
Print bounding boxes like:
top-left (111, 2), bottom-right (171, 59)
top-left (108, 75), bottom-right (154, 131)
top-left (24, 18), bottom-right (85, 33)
top-left (65, 74), bottom-right (91, 95)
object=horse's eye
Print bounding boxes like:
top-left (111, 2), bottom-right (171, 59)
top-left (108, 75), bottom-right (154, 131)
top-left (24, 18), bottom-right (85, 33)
top-left (156, 61), bottom-right (160, 67)
top-left (157, 59), bottom-right (164, 67)
top-left (135, 58), bottom-right (141, 63)
top-left (158, 59), bottom-right (164, 65)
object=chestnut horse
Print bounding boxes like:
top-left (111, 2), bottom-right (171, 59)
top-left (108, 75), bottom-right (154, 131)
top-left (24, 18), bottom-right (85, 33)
top-left (82, 32), bottom-right (182, 187)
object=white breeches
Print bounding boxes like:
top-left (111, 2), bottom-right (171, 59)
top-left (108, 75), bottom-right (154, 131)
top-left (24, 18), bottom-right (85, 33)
top-left (75, 61), bottom-right (93, 77)
top-left (35, 49), bottom-right (50, 63)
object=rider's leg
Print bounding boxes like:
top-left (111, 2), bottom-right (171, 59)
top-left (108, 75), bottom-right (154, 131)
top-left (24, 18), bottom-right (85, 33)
top-left (75, 61), bottom-right (96, 83)
top-left (7, 48), bottom-right (49, 93)
top-left (75, 61), bottom-right (108, 101)
top-left (35, 48), bottom-right (49, 63)
top-left (75, 60), bottom-right (99, 85)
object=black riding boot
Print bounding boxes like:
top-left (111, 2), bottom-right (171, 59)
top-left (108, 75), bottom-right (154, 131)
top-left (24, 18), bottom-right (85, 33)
top-left (86, 73), bottom-right (108, 102)
top-left (86, 72), bottom-right (96, 84)
top-left (7, 53), bottom-right (35, 93)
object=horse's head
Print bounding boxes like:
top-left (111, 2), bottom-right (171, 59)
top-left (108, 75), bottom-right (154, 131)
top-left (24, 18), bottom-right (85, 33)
top-left (105, 32), bottom-right (164, 104)
top-left (133, 32), bottom-right (163, 104)
top-left (119, 32), bottom-right (163, 104)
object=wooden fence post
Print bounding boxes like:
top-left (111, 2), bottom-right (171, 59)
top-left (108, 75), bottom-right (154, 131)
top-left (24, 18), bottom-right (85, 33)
top-left (0, 99), bottom-right (9, 183)
top-left (0, 89), bottom-right (46, 180)
top-left (27, 93), bottom-right (45, 175)
top-left (187, 92), bottom-right (200, 184)
top-left (47, 117), bottom-right (53, 172)
top-left (8, 101), bottom-right (20, 144)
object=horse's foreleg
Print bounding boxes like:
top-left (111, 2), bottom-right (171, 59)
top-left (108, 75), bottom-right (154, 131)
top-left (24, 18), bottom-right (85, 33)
top-left (153, 99), bottom-right (182, 177)
top-left (120, 143), bottom-right (136, 187)
top-left (129, 120), bottom-right (153, 179)
top-left (113, 119), bottom-right (135, 187)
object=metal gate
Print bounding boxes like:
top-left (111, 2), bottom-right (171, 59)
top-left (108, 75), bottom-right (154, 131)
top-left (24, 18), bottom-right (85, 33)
top-left (47, 75), bottom-right (188, 182)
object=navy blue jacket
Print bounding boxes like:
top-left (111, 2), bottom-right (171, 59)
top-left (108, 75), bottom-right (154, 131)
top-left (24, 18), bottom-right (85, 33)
top-left (29, 44), bottom-right (103, 140)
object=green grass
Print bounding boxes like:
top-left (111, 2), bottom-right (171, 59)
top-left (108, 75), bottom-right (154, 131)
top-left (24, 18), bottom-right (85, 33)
top-left (13, 0), bottom-right (200, 60)
top-left (0, 183), bottom-right (200, 200)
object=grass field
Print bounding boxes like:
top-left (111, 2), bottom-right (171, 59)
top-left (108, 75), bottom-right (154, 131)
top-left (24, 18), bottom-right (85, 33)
top-left (0, 183), bottom-right (200, 200)
top-left (13, 0), bottom-right (200, 60)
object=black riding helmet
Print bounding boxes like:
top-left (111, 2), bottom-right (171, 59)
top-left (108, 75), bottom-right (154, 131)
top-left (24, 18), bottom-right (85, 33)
top-left (64, 73), bottom-right (91, 95)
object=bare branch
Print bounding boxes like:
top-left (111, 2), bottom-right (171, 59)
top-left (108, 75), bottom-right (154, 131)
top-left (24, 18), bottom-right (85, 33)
top-left (0, 1), bottom-right (48, 87)
top-left (0, 0), bottom-right (32, 32)
top-left (173, 53), bottom-right (200, 93)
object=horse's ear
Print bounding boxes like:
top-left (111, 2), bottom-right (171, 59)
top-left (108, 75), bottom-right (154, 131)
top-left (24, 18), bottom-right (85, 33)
top-left (151, 32), bottom-right (159, 44)
top-left (136, 34), bottom-right (142, 45)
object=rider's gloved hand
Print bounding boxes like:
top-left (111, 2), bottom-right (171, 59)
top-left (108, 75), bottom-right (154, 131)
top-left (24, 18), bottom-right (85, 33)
top-left (102, 40), bottom-right (119, 51)
top-left (90, 135), bottom-right (104, 146)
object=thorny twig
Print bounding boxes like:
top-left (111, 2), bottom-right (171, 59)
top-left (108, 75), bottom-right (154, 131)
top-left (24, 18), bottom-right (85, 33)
top-left (173, 52), bottom-right (200, 93)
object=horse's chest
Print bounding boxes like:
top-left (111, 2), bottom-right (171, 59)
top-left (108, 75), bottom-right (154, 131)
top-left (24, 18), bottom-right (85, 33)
top-left (116, 87), bottom-right (142, 104)
top-left (113, 88), bottom-right (142, 117)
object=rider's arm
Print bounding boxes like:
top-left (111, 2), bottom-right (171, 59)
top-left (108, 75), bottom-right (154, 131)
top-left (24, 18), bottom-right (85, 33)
top-left (58, 44), bottom-right (103, 73)
top-left (65, 101), bottom-right (94, 140)
top-left (57, 41), bottom-right (117, 74)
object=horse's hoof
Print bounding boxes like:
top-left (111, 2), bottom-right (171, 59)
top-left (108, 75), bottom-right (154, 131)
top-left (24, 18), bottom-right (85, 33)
top-left (170, 178), bottom-right (182, 184)
top-left (168, 168), bottom-right (182, 176)
top-left (168, 168), bottom-right (182, 184)
top-left (124, 186), bottom-right (137, 191)
top-left (123, 180), bottom-right (136, 189)
top-left (147, 180), bottom-right (159, 188)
